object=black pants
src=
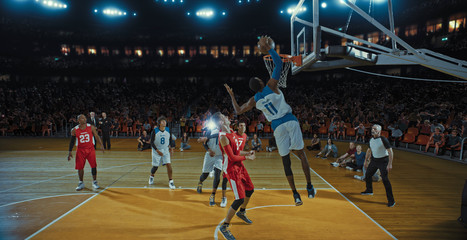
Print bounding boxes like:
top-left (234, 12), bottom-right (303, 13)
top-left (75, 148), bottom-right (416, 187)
top-left (390, 136), bottom-right (400, 147)
top-left (102, 132), bottom-right (111, 150)
top-left (346, 162), bottom-right (362, 171)
top-left (138, 143), bottom-right (151, 151)
top-left (188, 126), bottom-right (194, 136)
top-left (441, 144), bottom-right (457, 156)
top-left (252, 145), bottom-right (261, 151)
top-left (365, 157), bottom-right (394, 203)
top-left (306, 143), bottom-right (321, 151)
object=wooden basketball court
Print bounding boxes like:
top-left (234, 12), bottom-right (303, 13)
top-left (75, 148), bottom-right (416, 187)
top-left (0, 138), bottom-right (466, 239)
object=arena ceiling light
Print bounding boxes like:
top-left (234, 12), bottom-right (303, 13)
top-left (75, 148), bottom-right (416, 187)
top-left (101, 8), bottom-right (128, 17)
top-left (35, 0), bottom-right (67, 9)
top-left (281, 5), bottom-right (307, 15)
top-left (196, 9), bottom-right (214, 18)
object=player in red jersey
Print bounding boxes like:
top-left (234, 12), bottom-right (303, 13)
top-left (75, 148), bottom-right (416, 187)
top-left (212, 112), bottom-right (255, 240)
top-left (68, 114), bottom-right (104, 191)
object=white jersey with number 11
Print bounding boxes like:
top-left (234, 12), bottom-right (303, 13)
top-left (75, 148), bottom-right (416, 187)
top-left (254, 85), bottom-right (292, 122)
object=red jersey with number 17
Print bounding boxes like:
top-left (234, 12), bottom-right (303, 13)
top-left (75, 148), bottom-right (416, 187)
top-left (219, 130), bottom-right (247, 175)
top-left (74, 124), bottom-right (95, 149)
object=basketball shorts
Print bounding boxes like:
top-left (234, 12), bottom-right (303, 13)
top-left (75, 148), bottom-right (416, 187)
top-left (152, 149), bottom-right (171, 166)
top-left (75, 148), bottom-right (97, 170)
top-left (227, 167), bottom-right (254, 200)
top-left (202, 152), bottom-right (223, 173)
top-left (274, 120), bottom-right (304, 156)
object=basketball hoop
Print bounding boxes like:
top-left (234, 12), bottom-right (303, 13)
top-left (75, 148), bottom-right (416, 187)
top-left (263, 54), bottom-right (302, 88)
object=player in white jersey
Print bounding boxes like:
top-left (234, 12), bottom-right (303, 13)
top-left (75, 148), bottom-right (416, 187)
top-left (196, 122), bottom-right (229, 207)
top-left (224, 36), bottom-right (316, 206)
top-left (149, 116), bottom-right (175, 189)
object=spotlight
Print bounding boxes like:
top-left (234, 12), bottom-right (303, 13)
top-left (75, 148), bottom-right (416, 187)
top-left (321, 2), bottom-right (327, 8)
top-left (94, 9), bottom-right (98, 13)
top-left (196, 9), bottom-right (214, 18)
top-left (206, 121), bottom-right (217, 131)
top-left (286, 6), bottom-right (307, 15)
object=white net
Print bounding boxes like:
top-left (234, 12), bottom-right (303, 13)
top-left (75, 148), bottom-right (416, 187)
top-left (263, 55), bottom-right (293, 88)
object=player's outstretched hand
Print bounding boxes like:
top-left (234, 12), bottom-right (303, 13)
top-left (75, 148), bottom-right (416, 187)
top-left (224, 84), bottom-right (234, 97)
top-left (67, 152), bottom-right (73, 161)
top-left (209, 149), bottom-right (216, 157)
top-left (101, 146), bottom-right (105, 153)
top-left (246, 152), bottom-right (256, 161)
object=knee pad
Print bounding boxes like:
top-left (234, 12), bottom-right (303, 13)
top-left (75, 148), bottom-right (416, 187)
top-left (91, 168), bottom-right (97, 175)
top-left (282, 155), bottom-right (293, 176)
top-left (245, 189), bottom-right (254, 198)
top-left (231, 198), bottom-right (245, 211)
top-left (151, 166), bottom-right (158, 174)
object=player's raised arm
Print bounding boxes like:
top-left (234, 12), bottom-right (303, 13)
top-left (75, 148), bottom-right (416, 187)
top-left (258, 36), bottom-right (281, 91)
top-left (224, 84), bottom-right (256, 115)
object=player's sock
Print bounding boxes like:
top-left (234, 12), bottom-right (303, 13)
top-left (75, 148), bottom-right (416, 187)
top-left (307, 183), bottom-right (312, 189)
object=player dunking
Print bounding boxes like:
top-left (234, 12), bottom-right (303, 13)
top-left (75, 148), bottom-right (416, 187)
top-left (149, 116), bottom-right (176, 189)
top-left (68, 114), bottom-right (104, 191)
top-left (213, 112), bottom-right (255, 240)
top-left (196, 121), bottom-right (229, 207)
top-left (225, 35), bottom-right (316, 205)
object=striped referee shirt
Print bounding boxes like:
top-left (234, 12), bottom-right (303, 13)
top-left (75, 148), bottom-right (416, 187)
top-left (369, 136), bottom-right (391, 159)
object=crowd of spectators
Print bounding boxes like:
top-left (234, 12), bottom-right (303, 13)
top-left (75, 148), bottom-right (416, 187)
top-left (1, 73), bottom-right (466, 142)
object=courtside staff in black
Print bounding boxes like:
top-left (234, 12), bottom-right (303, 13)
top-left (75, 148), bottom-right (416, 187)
top-left (361, 124), bottom-right (396, 207)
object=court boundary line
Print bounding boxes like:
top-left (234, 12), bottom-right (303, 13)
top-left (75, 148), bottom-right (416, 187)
top-left (25, 166), bottom-right (138, 240)
top-left (107, 186), bottom-right (334, 190)
top-left (0, 193), bottom-right (96, 208)
top-left (0, 157), bottom-right (199, 194)
top-left (291, 153), bottom-right (397, 240)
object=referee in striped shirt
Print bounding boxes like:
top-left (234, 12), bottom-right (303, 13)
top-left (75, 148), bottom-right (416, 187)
top-left (361, 124), bottom-right (396, 207)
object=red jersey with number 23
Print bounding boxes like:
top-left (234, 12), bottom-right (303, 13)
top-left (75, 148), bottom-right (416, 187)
top-left (75, 124), bottom-right (95, 149)
top-left (219, 130), bottom-right (247, 176)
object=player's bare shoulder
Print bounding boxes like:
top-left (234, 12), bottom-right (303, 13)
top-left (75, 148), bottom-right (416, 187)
top-left (219, 133), bottom-right (229, 147)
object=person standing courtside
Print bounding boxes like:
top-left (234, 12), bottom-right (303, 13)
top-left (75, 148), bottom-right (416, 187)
top-left (87, 112), bottom-right (98, 149)
top-left (99, 112), bottom-right (112, 150)
top-left (361, 124), bottom-right (396, 207)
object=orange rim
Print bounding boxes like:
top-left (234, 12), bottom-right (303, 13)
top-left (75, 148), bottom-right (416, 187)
top-left (263, 54), bottom-right (302, 66)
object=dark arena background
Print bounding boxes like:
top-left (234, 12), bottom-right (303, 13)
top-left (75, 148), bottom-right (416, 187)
top-left (0, 0), bottom-right (467, 239)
